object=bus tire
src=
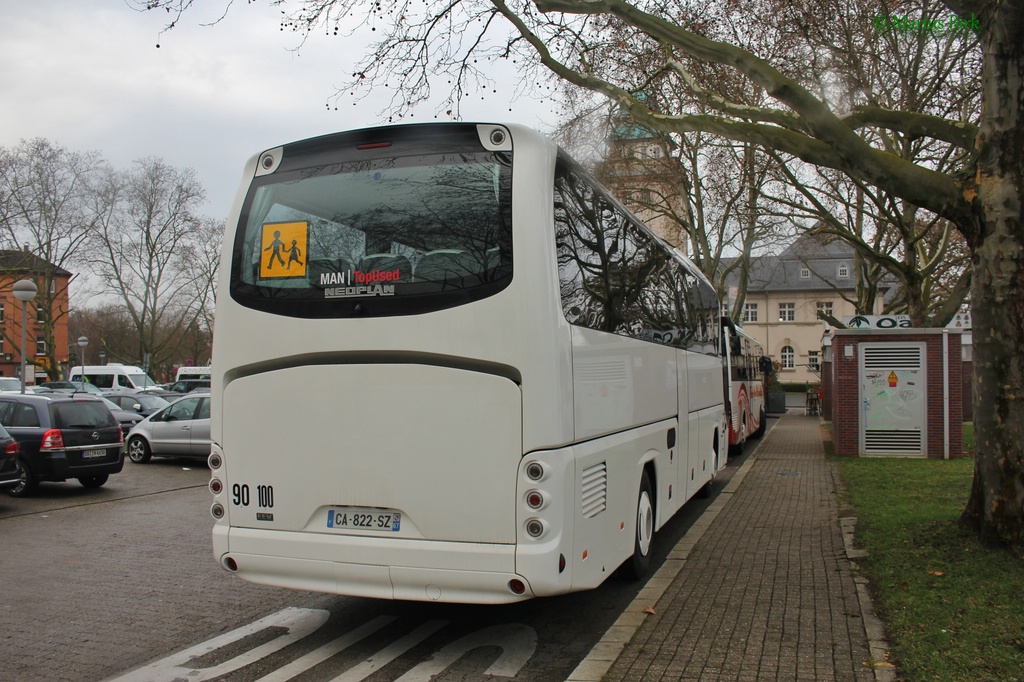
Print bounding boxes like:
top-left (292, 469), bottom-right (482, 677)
top-left (127, 436), bottom-right (152, 464)
top-left (698, 477), bottom-right (713, 499)
top-left (728, 417), bottom-right (746, 458)
top-left (753, 407), bottom-right (767, 438)
top-left (621, 470), bottom-right (655, 581)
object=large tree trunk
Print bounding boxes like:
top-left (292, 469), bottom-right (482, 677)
top-left (959, 4), bottom-right (1024, 544)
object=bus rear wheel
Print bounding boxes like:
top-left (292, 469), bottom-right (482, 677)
top-left (753, 407), bottom-right (767, 438)
top-left (728, 417), bottom-right (746, 457)
top-left (621, 471), bottom-right (654, 581)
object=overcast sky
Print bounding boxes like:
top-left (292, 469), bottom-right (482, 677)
top-left (0, 0), bottom-right (560, 219)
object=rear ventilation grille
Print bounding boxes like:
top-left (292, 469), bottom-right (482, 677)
top-left (864, 430), bottom-right (923, 455)
top-left (864, 347), bottom-right (922, 370)
top-left (581, 462), bottom-right (608, 518)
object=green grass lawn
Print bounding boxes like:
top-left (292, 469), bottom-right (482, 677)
top-left (835, 427), bottom-right (1024, 682)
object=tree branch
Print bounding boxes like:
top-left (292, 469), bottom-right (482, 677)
top-left (843, 106), bottom-right (978, 150)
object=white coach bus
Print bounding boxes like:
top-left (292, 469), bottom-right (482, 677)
top-left (208, 123), bottom-right (726, 603)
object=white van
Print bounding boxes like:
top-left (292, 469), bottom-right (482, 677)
top-left (68, 364), bottom-right (160, 393)
top-left (175, 365), bottom-right (211, 381)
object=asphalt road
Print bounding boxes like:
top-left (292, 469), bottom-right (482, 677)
top-left (0, 431), bottom-right (764, 682)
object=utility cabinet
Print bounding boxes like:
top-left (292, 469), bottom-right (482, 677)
top-left (830, 329), bottom-right (964, 458)
top-left (860, 343), bottom-right (926, 456)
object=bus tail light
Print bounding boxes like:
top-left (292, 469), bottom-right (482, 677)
top-left (211, 503), bottom-right (225, 519)
top-left (210, 479), bottom-right (223, 495)
top-left (525, 461), bottom-right (544, 481)
top-left (526, 490), bottom-right (544, 509)
top-left (223, 556), bottom-right (238, 571)
top-left (525, 519), bottom-right (544, 538)
top-left (208, 452), bottom-right (222, 469)
top-left (508, 579), bottom-right (526, 595)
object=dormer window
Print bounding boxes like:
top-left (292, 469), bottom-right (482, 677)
top-left (838, 264), bottom-right (850, 278)
top-left (800, 267), bottom-right (811, 279)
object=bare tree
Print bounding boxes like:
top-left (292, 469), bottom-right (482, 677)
top-left (0, 138), bottom-right (103, 380)
top-left (751, 0), bottom-right (979, 327)
top-left (138, 0), bottom-right (1023, 543)
top-left (86, 157), bottom-right (211, 373)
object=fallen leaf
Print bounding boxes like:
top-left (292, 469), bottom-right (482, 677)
top-left (928, 570), bottom-right (945, 576)
top-left (643, 606), bottom-right (656, 614)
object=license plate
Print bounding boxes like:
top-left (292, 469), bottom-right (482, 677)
top-left (81, 450), bottom-right (107, 459)
top-left (327, 508), bottom-right (401, 532)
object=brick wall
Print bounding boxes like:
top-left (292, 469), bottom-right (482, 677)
top-left (831, 332), bottom-right (964, 458)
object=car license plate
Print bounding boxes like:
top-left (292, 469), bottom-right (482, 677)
top-left (81, 450), bottom-right (106, 459)
top-left (327, 508), bottom-right (401, 532)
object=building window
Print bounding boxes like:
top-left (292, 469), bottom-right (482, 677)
top-left (779, 302), bottom-right (795, 322)
top-left (808, 350), bottom-right (820, 371)
top-left (743, 303), bottom-right (759, 323)
top-left (0, 304), bottom-right (4, 323)
top-left (800, 267), bottom-right (810, 279)
top-left (816, 301), bottom-right (833, 319)
top-left (781, 345), bottom-right (795, 369)
top-left (838, 264), bottom-right (850, 278)
top-left (36, 337), bottom-right (46, 355)
top-left (36, 304), bottom-right (45, 324)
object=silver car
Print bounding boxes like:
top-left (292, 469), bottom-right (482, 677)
top-left (125, 393), bottom-right (211, 463)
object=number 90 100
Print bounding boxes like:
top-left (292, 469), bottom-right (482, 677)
top-left (232, 483), bottom-right (274, 508)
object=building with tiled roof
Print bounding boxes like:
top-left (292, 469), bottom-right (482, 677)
top-left (722, 234), bottom-right (891, 384)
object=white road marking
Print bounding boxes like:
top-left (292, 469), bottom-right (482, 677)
top-left (394, 623), bottom-right (537, 681)
top-left (255, 615), bottom-right (397, 681)
top-left (107, 608), bottom-right (537, 682)
top-left (109, 607), bottom-right (329, 682)
top-left (329, 620), bottom-right (449, 681)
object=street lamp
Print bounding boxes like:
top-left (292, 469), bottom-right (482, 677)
top-left (78, 336), bottom-right (89, 367)
top-left (12, 279), bottom-right (38, 394)
top-left (98, 350), bottom-right (106, 365)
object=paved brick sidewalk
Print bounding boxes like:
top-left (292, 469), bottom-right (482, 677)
top-left (570, 413), bottom-right (889, 682)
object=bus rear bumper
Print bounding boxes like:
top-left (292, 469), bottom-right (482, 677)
top-left (214, 525), bottom-right (533, 604)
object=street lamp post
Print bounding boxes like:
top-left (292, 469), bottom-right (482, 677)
top-left (13, 279), bottom-right (38, 394)
top-left (78, 336), bottom-right (89, 368)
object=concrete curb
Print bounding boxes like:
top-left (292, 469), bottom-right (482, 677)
top-left (564, 424), bottom-right (772, 682)
top-left (839, 516), bottom-right (896, 682)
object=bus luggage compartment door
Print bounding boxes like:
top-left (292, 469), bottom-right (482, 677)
top-left (221, 363), bottom-right (523, 545)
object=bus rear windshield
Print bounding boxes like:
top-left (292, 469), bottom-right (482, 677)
top-left (230, 130), bottom-right (513, 318)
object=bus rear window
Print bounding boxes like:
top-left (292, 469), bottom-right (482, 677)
top-left (230, 128), bottom-right (513, 318)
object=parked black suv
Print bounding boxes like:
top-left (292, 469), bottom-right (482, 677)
top-left (0, 394), bottom-right (124, 497)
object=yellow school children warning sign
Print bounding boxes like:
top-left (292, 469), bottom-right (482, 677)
top-left (260, 221), bottom-right (308, 279)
